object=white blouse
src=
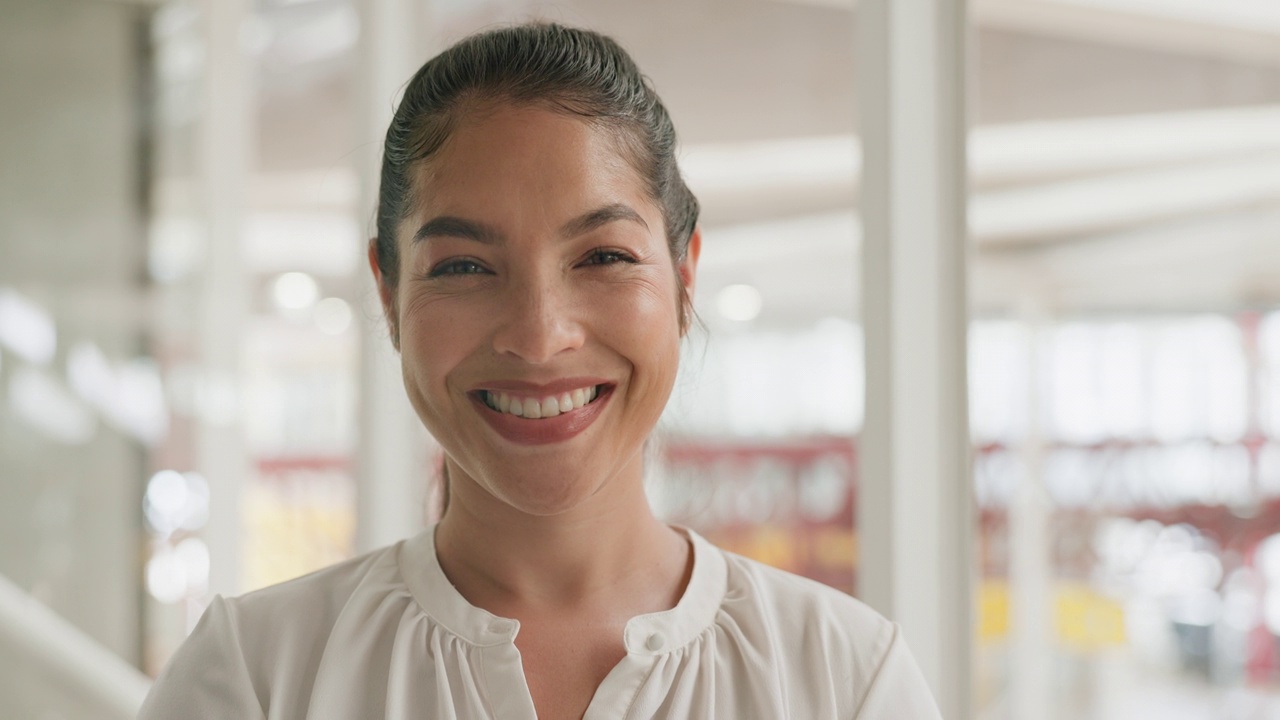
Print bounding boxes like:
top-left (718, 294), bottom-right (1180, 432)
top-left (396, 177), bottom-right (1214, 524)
top-left (139, 527), bottom-right (942, 719)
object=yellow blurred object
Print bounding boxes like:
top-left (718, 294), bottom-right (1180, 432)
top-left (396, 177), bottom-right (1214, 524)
top-left (979, 581), bottom-right (1011, 641)
top-left (742, 525), bottom-right (798, 572)
top-left (242, 478), bottom-right (356, 593)
top-left (813, 527), bottom-right (856, 569)
top-left (977, 580), bottom-right (1125, 650)
top-left (1055, 582), bottom-right (1126, 651)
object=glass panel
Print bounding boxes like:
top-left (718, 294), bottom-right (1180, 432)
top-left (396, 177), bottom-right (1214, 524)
top-left (972, 3), bottom-right (1280, 716)
top-left (141, 0), bottom-right (367, 671)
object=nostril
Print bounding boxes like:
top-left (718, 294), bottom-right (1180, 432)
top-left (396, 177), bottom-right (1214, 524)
top-left (490, 305), bottom-right (586, 363)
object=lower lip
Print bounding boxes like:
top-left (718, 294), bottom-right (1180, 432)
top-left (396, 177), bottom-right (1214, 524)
top-left (472, 387), bottom-right (612, 446)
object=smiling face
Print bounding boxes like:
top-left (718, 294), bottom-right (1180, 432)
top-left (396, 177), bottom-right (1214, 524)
top-left (370, 103), bottom-right (699, 518)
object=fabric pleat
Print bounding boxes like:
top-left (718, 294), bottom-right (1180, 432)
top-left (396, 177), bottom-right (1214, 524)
top-left (139, 526), bottom-right (941, 720)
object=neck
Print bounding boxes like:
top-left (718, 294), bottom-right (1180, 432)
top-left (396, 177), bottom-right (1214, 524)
top-left (433, 464), bottom-right (690, 615)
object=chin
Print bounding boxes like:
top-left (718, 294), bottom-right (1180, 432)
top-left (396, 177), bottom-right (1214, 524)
top-left (494, 481), bottom-right (599, 517)
top-left (476, 461), bottom-right (608, 517)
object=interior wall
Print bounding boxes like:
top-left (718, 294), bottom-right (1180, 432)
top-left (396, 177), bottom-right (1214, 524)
top-left (0, 0), bottom-right (148, 667)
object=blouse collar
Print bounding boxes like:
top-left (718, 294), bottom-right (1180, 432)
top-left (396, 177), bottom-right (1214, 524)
top-left (398, 524), bottom-right (727, 653)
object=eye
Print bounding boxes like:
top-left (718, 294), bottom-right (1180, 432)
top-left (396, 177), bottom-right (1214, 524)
top-left (579, 248), bottom-right (638, 267)
top-left (428, 258), bottom-right (490, 277)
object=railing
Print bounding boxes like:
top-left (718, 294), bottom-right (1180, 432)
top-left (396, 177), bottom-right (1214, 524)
top-left (0, 572), bottom-right (151, 719)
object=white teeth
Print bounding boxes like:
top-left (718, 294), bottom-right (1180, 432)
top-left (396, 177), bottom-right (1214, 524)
top-left (541, 397), bottom-right (560, 417)
top-left (483, 386), bottom-right (602, 419)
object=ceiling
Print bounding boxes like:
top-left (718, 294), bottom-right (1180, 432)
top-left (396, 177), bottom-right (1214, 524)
top-left (165, 0), bottom-right (1280, 324)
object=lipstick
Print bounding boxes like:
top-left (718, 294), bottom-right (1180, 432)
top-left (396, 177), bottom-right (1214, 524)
top-left (470, 384), bottom-right (613, 445)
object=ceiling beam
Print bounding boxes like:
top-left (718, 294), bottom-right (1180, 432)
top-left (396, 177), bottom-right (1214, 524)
top-left (78, 0), bottom-right (163, 6)
top-left (971, 154), bottom-right (1280, 245)
top-left (978, 0), bottom-right (1280, 67)
top-left (772, 0), bottom-right (1280, 66)
top-left (685, 104), bottom-right (1280, 195)
top-left (683, 105), bottom-right (1280, 240)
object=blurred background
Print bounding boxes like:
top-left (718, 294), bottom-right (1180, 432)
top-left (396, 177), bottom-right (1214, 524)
top-left (3, 0), bottom-right (1280, 718)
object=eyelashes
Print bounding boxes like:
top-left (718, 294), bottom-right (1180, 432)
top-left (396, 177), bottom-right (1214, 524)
top-left (579, 248), bottom-right (638, 266)
top-left (426, 248), bottom-right (639, 278)
top-left (427, 258), bottom-right (489, 277)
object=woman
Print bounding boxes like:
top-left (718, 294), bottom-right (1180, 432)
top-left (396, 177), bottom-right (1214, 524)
top-left (140, 23), bottom-right (942, 720)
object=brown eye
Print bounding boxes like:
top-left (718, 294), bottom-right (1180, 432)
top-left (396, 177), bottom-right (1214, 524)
top-left (429, 259), bottom-right (490, 277)
top-left (580, 249), bottom-right (637, 266)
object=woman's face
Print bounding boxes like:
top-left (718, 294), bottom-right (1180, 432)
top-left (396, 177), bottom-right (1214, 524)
top-left (372, 104), bottom-right (699, 518)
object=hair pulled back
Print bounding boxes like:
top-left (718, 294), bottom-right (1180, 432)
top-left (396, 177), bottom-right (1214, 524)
top-left (373, 23), bottom-right (700, 297)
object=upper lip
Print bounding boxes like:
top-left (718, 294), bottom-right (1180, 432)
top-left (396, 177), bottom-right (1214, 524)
top-left (471, 377), bottom-right (613, 395)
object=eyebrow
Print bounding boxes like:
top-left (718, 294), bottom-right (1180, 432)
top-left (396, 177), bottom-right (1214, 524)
top-left (412, 216), bottom-right (502, 245)
top-left (411, 203), bottom-right (648, 245)
top-left (558, 203), bottom-right (650, 238)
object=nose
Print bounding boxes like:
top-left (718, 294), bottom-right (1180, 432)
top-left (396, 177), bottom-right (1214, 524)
top-left (490, 273), bottom-right (586, 364)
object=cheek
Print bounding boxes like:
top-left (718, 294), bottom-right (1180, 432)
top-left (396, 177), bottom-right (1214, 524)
top-left (398, 296), bottom-right (477, 388)
top-left (594, 280), bottom-right (683, 379)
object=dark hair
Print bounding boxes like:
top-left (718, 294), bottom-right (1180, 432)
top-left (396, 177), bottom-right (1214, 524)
top-left (372, 22), bottom-right (700, 325)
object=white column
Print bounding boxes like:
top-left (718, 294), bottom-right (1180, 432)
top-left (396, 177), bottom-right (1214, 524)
top-left (856, 1), bottom-right (974, 718)
top-left (354, 0), bottom-right (434, 552)
top-left (1009, 302), bottom-right (1053, 720)
top-left (198, 0), bottom-right (253, 599)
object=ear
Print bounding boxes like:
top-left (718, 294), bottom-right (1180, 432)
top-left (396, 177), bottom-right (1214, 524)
top-left (677, 227), bottom-right (702, 333)
top-left (367, 238), bottom-right (400, 350)
top-left (678, 226), bottom-right (701, 300)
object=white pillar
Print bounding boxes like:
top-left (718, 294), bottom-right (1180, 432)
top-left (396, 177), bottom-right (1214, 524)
top-left (354, 0), bottom-right (434, 552)
top-left (198, 0), bottom-right (253, 599)
top-left (1009, 303), bottom-right (1054, 720)
top-left (856, 1), bottom-right (974, 717)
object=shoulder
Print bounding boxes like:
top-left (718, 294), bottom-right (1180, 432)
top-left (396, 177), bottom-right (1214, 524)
top-left (138, 592), bottom-right (267, 719)
top-left (216, 542), bottom-right (408, 687)
top-left (719, 548), bottom-right (895, 656)
top-left (712, 548), bottom-right (939, 717)
top-left (139, 542), bottom-right (406, 719)
top-left (228, 542), bottom-right (400, 636)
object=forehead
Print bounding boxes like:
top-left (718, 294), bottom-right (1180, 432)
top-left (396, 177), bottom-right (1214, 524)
top-left (409, 103), bottom-right (652, 222)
